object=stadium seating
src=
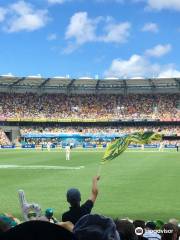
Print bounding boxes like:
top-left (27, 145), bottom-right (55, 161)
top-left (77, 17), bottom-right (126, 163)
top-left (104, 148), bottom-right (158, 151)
top-left (20, 126), bottom-right (180, 136)
top-left (0, 129), bottom-right (10, 145)
top-left (0, 93), bottom-right (179, 121)
top-left (0, 126), bottom-right (179, 145)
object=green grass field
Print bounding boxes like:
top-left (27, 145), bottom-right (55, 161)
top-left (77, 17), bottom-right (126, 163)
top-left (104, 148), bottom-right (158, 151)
top-left (0, 148), bottom-right (179, 222)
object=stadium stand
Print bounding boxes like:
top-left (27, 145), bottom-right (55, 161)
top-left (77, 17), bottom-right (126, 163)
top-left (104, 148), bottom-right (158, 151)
top-left (0, 93), bottom-right (179, 121)
top-left (19, 126), bottom-right (180, 136)
top-left (0, 129), bottom-right (10, 145)
top-left (0, 77), bottom-right (179, 145)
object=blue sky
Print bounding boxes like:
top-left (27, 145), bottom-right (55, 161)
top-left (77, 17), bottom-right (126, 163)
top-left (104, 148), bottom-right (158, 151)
top-left (0, 0), bottom-right (180, 78)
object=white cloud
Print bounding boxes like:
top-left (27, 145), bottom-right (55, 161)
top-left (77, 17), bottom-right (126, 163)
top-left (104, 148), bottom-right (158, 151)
top-left (63, 43), bottom-right (79, 54)
top-left (100, 22), bottom-right (131, 43)
top-left (2, 1), bottom-right (49, 33)
top-left (0, 7), bottom-right (7, 22)
top-left (65, 12), bottom-right (131, 52)
top-left (96, 0), bottom-right (124, 3)
top-left (105, 54), bottom-right (160, 78)
top-left (145, 44), bottom-right (172, 58)
top-left (48, 0), bottom-right (69, 4)
top-left (65, 12), bottom-right (98, 45)
top-left (158, 69), bottom-right (180, 78)
top-left (49, 0), bottom-right (124, 3)
top-left (47, 33), bottom-right (57, 41)
top-left (142, 22), bottom-right (159, 33)
top-left (105, 54), bottom-right (180, 78)
top-left (146, 0), bottom-right (180, 11)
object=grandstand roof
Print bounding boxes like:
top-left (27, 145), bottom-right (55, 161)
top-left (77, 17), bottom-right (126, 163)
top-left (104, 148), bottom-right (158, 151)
top-left (0, 75), bottom-right (179, 94)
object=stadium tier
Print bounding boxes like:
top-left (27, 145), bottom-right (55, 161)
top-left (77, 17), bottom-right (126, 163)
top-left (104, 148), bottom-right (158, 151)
top-left (19, 126), bottom-right (180, 135)
top-left (0, 93), bottom-right (179, 122)
top-left (0, 128), bottom-right (10, 145)
top-left (0, 77), bottom-right (179, 146)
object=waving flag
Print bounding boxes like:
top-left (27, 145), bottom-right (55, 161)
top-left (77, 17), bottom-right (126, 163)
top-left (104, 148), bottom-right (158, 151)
top-left (102, 132), bottom-right (162, 162)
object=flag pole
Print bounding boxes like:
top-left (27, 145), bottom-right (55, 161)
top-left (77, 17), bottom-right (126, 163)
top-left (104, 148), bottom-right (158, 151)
top-left (97, 164), bottom-right (103, 176)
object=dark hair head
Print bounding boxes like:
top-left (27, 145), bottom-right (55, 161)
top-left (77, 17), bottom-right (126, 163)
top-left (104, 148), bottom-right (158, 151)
top-left (133, 220), bottom-right (146, 230)
top-left (145, 221), bottom-right (156, 230)
top-left (161, 223), bottom-right (178, 240)
top-left (74, 214), bottom-right (120, 240)
top-left (114, 219), bottom-right (137, 240)
top-left (0, 219), bottom-right (10, 233)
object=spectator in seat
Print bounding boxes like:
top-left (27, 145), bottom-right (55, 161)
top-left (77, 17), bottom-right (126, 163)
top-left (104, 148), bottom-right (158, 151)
top-left (73, 214), bottom-right (120, 240)
top-left (133, 220), bottom-right (147, 240)
top-left (143, 221), bottom-right (161, 240)
top-left (168, 219), bottom-right (179, 227)
top-left (38, 208), bottom-right (58, 223)
top-left (161, 223), bottom-right (178, 240)
top-left (2, 220), bottom-right (73, 240)
top-left (0, 219), bottom-right (10, 234)
top-left (0, 214), bottom-right (19, 233)
top-left (62, 175), bottom-right (100, 224)
top-left (114, 219), bottom-right (137, 240)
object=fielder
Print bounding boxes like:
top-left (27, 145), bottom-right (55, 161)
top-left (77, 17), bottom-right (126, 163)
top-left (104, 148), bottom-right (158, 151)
top-left (159, 142), bottom-right (164, 152)
top-left (65, 145), bottom-right (71, 160)
top-left (176, 142), bottom-right (179, 152)
top-left (141, 144), bottom-right (144, 151)
top-left (47, 142), bottom-right (51, 152)
top-left (41, 142), bottom-right (44, 151)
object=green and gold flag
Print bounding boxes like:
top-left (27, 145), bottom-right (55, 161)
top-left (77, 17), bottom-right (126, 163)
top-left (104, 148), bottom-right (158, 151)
top-left (102, 131), bottom-right (162, 162)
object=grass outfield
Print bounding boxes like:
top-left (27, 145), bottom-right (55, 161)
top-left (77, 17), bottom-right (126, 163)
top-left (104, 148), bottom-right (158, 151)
top-left (0, 148), bottom-right (179, 221)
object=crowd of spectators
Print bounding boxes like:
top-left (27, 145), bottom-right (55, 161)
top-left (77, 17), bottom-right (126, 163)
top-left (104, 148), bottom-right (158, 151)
top-left (0, 176), bottom-right (180, 240)
top-left (20, 126), bottom-right (180, 136)
top-left (0, 126), bottom-right (179, 145)
top-left (0, 93), bottom-right (179, 121)
top-left (0, 129), bottom-right (10, 145)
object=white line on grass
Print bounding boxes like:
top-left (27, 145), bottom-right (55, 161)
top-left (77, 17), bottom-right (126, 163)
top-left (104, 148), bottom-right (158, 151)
top-left (0, 165), bottom-right (85, 170)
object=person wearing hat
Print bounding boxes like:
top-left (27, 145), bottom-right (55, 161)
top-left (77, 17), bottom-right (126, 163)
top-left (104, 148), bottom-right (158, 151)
top-left (62, 175), bottom-right (100, 224)
top-left (38, 208), bottom-right (58, 223)
top-left (143, 221), bottom-right (161, 240)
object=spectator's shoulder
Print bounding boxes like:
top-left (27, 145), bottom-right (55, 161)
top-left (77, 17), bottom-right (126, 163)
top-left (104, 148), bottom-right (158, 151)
top-left (62, 210), bottom-right (70, 221)
top-left (81, 200), bottom-right (94, 211)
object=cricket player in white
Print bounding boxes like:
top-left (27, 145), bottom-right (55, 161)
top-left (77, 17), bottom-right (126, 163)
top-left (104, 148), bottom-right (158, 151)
top-left (159, 142), bottom-right (164, 152)
top-left (47, 142), bottom-right (51, 152)
top-left (141, 144), bottom-right (144, 151)
top-left (65, 145), bottom-right (71, 160)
